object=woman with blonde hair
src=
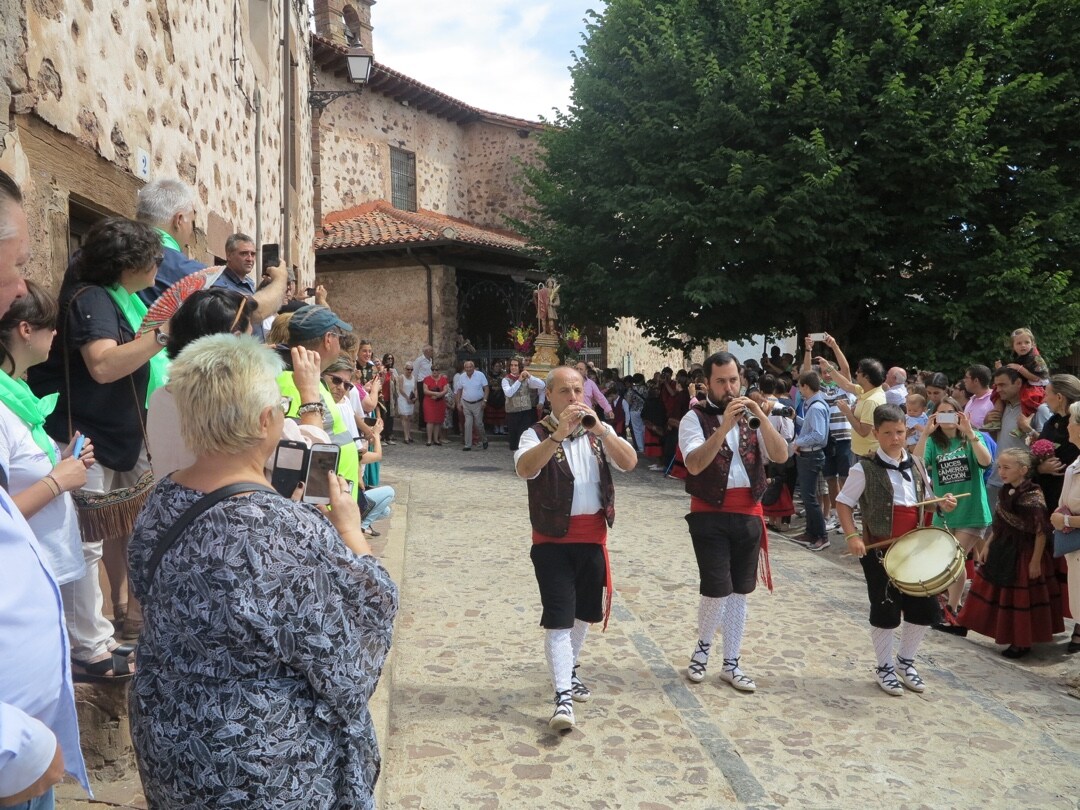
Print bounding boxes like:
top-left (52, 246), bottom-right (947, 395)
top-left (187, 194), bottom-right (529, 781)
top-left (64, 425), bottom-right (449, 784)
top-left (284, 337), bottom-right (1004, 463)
top-left (129, 334), bottom-right (397, 807)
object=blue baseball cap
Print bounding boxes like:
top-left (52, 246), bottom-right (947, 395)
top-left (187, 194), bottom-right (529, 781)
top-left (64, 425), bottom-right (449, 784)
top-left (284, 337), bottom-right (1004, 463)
top-left (287, 305), bottom-right (353, 342)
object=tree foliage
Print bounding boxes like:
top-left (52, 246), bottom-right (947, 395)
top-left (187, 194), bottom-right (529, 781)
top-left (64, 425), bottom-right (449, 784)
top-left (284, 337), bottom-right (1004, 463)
top-left (520, 0), bottom-right (1080, 372)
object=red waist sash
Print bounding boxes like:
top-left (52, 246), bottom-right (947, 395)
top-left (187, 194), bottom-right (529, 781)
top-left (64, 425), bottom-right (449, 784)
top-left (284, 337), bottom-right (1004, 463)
top-left (869, 505), bottom-right (931, 541)
top-left (533, 512), bottom-right (614, 630)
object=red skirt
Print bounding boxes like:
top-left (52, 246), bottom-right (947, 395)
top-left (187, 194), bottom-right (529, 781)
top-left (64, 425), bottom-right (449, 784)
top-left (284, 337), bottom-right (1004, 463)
top-left (763, 483), bottom-right (794, 519)
top-left (958, 544), bottom-right (1069, 646)
top-left (644, 428), bottom-right (663, 458)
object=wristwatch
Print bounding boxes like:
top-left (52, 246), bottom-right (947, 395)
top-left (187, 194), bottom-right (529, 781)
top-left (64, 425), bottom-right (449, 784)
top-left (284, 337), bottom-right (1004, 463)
top-left (153, 327), bottom-right (169, 346)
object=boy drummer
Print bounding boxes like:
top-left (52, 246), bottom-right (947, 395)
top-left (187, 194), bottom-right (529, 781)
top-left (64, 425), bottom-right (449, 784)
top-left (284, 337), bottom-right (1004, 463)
top-left (836, 404), bottom-right (957, 696)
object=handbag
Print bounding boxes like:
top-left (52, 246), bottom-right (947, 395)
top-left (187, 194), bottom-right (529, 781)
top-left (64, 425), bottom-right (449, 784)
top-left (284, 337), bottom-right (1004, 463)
top-left (760, 462), bottom-right (786, 506)
top-left (145, 482), bottom-right (278, 590)
top-left (62, 286), bottom-right (157, 543)
top-left (1053, 528), bottom-right (1080, 558)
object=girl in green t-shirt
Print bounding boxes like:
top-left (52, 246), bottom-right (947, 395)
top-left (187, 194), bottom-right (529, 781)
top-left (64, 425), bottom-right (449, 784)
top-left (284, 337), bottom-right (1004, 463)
top-left (913, 397), bottom-right (993, 621)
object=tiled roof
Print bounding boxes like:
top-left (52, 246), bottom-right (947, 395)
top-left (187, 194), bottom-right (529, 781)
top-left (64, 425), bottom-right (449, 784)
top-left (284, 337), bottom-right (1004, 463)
top-left (315, 201), bottom-right (529, 254)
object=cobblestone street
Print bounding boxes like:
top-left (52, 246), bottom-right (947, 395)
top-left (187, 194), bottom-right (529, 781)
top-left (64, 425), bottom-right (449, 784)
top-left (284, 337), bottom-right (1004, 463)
top-left (379, 440), bottom-right (1080, 810)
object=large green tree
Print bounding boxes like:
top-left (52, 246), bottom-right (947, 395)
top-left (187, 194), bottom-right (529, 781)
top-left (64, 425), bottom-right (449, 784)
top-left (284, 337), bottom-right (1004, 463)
top-left (521, 0), bottom-right (1080, 372)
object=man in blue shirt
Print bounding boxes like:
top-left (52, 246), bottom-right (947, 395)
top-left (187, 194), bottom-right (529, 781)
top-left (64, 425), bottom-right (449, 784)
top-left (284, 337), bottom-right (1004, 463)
top-left (792, 371), bottom-right (832, 551)
top-left (0, 170), bottom-right (90, 807)
top-left (212, 233), bottom-right (265, 341)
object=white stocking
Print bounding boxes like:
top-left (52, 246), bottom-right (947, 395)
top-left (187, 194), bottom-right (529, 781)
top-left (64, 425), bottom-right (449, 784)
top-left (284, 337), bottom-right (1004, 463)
top-left (544, 628), bottom-right (574, 694)
top-left (871, 626), bottom-right (895, 669)
top-left (722, 593), bottom-right (747, 663)
top-left (898, 622), bottom-right (929, 662)
top-left (694, 595), bottom-right (727, 663)
top-left (570, 619), bottom-right (589, 664)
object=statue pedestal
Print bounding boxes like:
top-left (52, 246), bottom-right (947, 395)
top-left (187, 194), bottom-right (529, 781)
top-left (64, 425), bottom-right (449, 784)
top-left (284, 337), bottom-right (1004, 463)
top-left (528, 333), bottom-right (561, 378)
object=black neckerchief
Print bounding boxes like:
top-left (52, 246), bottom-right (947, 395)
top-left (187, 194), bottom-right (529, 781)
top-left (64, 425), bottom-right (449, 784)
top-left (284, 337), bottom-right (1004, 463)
top-left (873, 453), bottom-right (914, 481)
top-left (697, 396), bottom-right (726, 416)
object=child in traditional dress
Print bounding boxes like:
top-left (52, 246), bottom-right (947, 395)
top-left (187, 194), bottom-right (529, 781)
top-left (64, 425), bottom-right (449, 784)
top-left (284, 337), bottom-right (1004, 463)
top-left (836, 404), bottom-right (957, 696)
top-left (956, 447), bottom-right (1068, 658)
top-left (984, 327), bottom-right (1050, 429)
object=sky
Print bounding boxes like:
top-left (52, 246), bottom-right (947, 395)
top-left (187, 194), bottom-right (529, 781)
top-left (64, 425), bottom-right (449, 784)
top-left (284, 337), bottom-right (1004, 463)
top-left (369, 0), bottom-right (604, 122)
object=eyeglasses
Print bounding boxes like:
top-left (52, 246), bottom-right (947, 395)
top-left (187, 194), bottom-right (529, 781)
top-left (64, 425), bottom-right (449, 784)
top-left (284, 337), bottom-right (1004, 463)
top-left (278, 396), bottom-right (292, 414)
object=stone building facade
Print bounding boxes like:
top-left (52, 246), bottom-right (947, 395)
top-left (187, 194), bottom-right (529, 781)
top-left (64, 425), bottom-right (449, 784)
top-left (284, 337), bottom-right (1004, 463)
top-left (311, 0), bottom-right (711, 375)
top-left (0, 0), bottom-right (315, 288)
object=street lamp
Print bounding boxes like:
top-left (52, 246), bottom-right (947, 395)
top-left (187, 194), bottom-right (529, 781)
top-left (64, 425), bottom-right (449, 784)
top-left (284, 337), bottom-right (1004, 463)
top-left (309, 46), bottom-right (374, 111)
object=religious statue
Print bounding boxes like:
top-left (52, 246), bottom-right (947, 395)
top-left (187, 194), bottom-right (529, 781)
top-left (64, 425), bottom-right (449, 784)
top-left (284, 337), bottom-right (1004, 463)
top-left (533, 277), bottom-right (560, 334)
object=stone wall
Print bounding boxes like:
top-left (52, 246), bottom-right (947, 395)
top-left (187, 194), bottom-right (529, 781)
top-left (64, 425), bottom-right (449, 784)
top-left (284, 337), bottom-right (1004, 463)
top-left (316, 262), bottom-right (459, 370)
top-left (605, 317), bottom-right (727, 375)
top-left (315, 68), bottom-right (542, 230)
top-left (464, 119), bottom-right (542, 230)
top-left (1, 0), bottom-right (314, 287)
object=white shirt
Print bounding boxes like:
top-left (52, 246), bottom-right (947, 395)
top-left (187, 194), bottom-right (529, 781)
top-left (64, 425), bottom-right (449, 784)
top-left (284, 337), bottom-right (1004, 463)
top-left (455, 371), bottom-right (488, 402)
top-left (502, 375), bottom-right (546, 398)
top-left (835, 448), bottom-right (926, 508)
top-left (677, 409), bottom-right (770, 489)
top-left (514, 423), bottom-right (632, 515)
top-left (884, 384), bottom-right (908, 407)
top-left (413, 353), bottom-right (433, 383)
top-left (0, 402), bottom-right (84, 585)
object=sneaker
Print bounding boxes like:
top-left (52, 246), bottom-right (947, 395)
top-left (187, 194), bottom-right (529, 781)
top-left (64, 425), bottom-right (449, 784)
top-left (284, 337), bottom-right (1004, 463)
top-left (719, 657), bottom-right (757, 692)
top-left (808, 537), bottom-right (830, 552)
top-left (788, 533), bottom-right (813, 546)
top-left (462, 446), bottom-right (471, 451)
top-left (570, 665), bottom-right (591, 703)
top-left (648, 464), bottom-right (664, 472)
top-left (875, 665), bottom-right (904, 696)
top-left (482, 440), bottom-right (489, 450)
top-left (896, 656), bottom-right (926, 693)
top-left (824, 516), bottom-right (839, 532)
top-left (548, 690), bottom-right (575, 731)
top-left (686, 640), bottom-right (710, 683)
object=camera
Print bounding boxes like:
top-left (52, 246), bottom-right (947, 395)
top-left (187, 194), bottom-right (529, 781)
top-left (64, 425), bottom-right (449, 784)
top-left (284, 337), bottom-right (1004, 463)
top-left (773, 406), bottom-right (795, 419)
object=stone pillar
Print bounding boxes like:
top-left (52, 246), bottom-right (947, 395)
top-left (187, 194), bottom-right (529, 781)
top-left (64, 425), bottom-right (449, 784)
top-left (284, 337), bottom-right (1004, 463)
top-left (313, 0), bottom-right (347, 45)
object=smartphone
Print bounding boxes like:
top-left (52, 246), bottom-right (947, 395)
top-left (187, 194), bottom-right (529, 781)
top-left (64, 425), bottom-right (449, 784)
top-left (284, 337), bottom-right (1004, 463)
top-left (73, 435), bottom-right (86, 458)
top-left (936, 413), bottom-right (958, 425)
top-left (363, 416), bottom-right (379, 427)
top-left (305, 287), bottom-right (316, 297)
top-left (302, 443), bottom-right (340, 505)
top-left (809, 332), bottom-right (827, 342)
top-left (271, 440), bottom-right (309, 498)
top-left (261, 243), bottom-right (280, 271)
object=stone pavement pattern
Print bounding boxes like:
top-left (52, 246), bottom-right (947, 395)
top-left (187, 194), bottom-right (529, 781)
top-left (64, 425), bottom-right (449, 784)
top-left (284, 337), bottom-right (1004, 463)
top-left (56, 440), bottom-right (1080, 809)
top-left (381, 442), bottom-right (1080, 810)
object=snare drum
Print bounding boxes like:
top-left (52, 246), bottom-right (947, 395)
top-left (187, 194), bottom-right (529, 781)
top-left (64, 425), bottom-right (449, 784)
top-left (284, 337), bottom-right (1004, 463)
top-left (882, 527), bottom-right (965, 598)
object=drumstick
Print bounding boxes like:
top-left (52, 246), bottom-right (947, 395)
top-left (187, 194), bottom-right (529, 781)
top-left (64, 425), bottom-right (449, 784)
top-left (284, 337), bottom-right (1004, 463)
top-left (913, 493), bottom-right (971, 508)
top-left (840, 536), bottom-right (901, 557)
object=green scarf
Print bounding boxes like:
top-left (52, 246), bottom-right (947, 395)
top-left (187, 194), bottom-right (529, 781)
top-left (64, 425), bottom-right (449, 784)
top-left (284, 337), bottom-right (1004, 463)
top-left (104, 284), bottom-right (168, 407)
top-left (0, 369), bottom-right (59, 465)
top-left (156, 228), bottom-right (182, 252)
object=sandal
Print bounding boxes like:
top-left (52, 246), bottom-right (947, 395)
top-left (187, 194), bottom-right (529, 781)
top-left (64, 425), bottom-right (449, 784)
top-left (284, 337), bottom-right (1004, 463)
top-left (73, 649), bottom-right (134, 683)
top-left (426, 442), bottom-right (432, 447)
top-left (362, 526), bottom-right (380, 537)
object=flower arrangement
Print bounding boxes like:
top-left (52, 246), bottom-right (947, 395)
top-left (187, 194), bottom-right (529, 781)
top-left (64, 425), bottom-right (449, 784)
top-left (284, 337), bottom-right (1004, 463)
top-left (508, 323), bottom-right (536, 353)
top-left (563, 325), bottom-right (585, 352)
top-left (1029, 438), bottom-right (1057, 462)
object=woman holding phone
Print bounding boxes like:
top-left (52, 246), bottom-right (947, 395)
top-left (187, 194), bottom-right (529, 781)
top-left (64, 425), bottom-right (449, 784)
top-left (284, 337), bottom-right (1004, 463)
top-left (129, 334), bottom-right (397, 808)
top-left (913, 397), bottom-right (993, 625)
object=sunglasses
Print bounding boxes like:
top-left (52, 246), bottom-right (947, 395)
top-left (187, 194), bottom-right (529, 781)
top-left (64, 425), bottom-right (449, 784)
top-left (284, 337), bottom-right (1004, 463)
top-left (323, 374), bottom-right (354, 390)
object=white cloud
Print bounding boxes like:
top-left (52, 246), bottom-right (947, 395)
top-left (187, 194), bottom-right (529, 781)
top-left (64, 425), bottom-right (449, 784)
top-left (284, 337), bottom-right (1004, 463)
top-left (368, 0), bottom-right (600, 121)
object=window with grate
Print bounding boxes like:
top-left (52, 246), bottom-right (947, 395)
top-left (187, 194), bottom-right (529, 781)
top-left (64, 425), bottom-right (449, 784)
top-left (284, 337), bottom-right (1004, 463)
top-left (390, 147), bottom-right (417, 211)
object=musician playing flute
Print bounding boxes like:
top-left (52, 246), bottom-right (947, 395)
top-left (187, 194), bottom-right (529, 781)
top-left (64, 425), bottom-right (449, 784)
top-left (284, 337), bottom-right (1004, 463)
top-left (679, 352), bottom-right (789, 692)
top-left (836, 404), bottom-right (957, 696)
top-left (515, 366), bottom-right (637, 731)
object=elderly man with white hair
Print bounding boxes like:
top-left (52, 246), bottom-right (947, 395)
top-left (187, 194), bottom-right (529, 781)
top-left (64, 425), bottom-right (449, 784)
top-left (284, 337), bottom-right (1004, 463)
top-left (883, 366), bottom-right (909, 407)
top-left (133, 178), bottom-right (207, 305)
